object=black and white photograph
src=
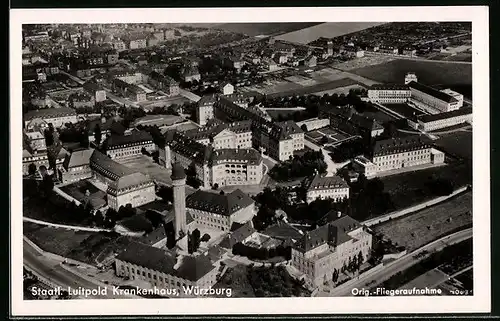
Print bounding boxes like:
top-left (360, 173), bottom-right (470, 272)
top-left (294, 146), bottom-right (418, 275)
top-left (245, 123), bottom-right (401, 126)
top-left (10, 6), bottom-right (490, 316)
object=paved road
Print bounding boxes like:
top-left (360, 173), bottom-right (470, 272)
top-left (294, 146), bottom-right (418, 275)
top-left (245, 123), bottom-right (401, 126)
top-left (59, 70), bottom-right (85, 85)
top-left (318, 228), bottom-right (472, 297)
top-left (23, 239), bottom-right (129, 299)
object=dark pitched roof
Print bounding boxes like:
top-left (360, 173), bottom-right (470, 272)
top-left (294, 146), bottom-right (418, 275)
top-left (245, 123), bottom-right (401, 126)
top-left (220, 221), bottom-right (255, 249)
top-left (89, 149), bottom-right (135, 179)
top-left (198, 95), bottom-right (217, 107)
top-left (117, 214), bottom-right (153, 232)
top-left (140, 224), bottom-right (167, 246)
top-left (211, 148), bottom-right (262, 166)
top-left (103, 130), bottom-right (153, 149)
top-left (306, 175), bottom-right (349, 191)
top-left (116, 241), bottom-right (176, 275)
top-left (372, 136), bottom-right (431, 157)
top-left (116, 242), bottom-right (216, 282)
top-left (171, 161), bottom-right (186, 180)
top-left (174, 255), bottom-right (216, 282)
top-left (408, 81), bottom-right (458, 103)
top-left (63, 148), bottom-right (94, 169)
top-left (262, 221), bottom-right (303, 240)
top-left (186, 189), bottom-right (254, 216)
top-left (417, 107), bottom-right (472, 123)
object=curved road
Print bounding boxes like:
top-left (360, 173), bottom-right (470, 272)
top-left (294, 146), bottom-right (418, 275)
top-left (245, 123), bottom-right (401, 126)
top-left (317, 228), bottom-right (472, 297)
top-left (23, 239), bottom-right (133, 299)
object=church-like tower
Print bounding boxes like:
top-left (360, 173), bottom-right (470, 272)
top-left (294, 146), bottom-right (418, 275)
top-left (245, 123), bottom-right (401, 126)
top-left (171, 161), bottom-right (188, 251)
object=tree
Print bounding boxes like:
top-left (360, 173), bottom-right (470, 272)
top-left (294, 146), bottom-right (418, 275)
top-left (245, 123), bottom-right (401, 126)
top-left (320, 135), bottom-right (329, 145)
top-left (357, 251), bottom-right (364, 270)
top-left (212, 183), bottom-right (219, 190)
top-left (191, 228), bottom-right (201, 252)
top-left (200, 233), bottom-right (211, 243)
top-left (28, 163), bottom-right (37, 176)
top-left (219, 190), bottom-right (225, 195)
top-left (94, 124), bottom-right (102, 146)
top-left (300, 124), bottom-right (308, 132)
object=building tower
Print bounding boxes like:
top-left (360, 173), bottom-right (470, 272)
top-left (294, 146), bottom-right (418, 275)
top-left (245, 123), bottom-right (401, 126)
top-left (171, 161), bottom-right (188, 251)
top-left (405, 72), bottom-right (418, 85)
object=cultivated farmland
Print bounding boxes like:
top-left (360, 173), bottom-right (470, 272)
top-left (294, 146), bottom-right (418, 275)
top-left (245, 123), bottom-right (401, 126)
top-left (372, 191), bottom-right (472, 252)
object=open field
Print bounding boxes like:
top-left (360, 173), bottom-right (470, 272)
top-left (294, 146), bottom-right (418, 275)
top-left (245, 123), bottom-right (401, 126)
top-left (267, 78), bottom-right (360, 98)
top-left (275, 22), bottom-right (386, 44)
top-left (332, 55), bottom-right (396, 71)
top-left (119, 155), bottom-right (172, 185)
top-left (372, 191), bottom-right (472, 252)
top-left (24, 222), bottom-right (134, 265)
top-left (349, 59), bottom-right (472, 98)
top-left (434, 131), bottom-right (472, 161)
top-left (381, 161), bottom-right (472, 210)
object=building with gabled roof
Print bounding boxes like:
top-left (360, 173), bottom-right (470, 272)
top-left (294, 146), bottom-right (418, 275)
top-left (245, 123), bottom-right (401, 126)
top-left (23, 107), bottom-right (78, 130)
top-left (291, 213), bottom-right (372, 287)
top-left (186, 189), bottom-right (255, 233)
top-left (114, 241), bottom-right (218, 295)
top-left (304, 174), bottom-right (350, 203)
top-left (102, 130), bottom-right (155, 160)
top-left (59, 148), bottom-right (95, 183)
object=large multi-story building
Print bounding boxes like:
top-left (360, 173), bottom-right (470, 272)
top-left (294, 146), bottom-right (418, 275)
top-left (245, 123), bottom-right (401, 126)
top-left (408, 107), bottom-right (472, 132)
top-left (304, 175), bottom-right (350, 203)
top-left (23, 108), bottom-right (79, 130)
top-left (196, 95), bottom-right (216, 126)
top-left (102, 130), bottom-right (155, 160)
top-left (147, 71), bottom-right (180, 96)
top-left (112, 78), bottom-right (147, 102)
top-left (291, 213), bottom-right (372, 287)
top-left (58, 148), bottom-right (94, 183)
top-left (83, 81), bottom-right (107, 102)
top-left (321, 106), bottom-right (384, 140)
top-left (114, 241), bottom-right (218, 297)
top-left (352, 136), bottom-right (445, 177)
top-left (408, 81), bottom-right (462, 113)
top-left (186, 189), bottom-right (255, 232)
top-left (89, 150), bottom-right (155, 210)
top-left (165, 131), bottom-right (263, 188)
top-left (367, 84), bottom-right (412, 104)
top-left (183, 119), bottom-right (253, 150)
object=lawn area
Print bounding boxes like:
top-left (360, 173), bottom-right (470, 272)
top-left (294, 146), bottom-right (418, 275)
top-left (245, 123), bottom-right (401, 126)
top-left (380, 161), bottom-right (472, 210)
top-left (59, 179), bottom-right (107, 206)
top-left (23, 192), bottom-right (97, 227)
top-left (213, 265), bottom-right (255, 297)
top-left (372, 191), bottom-right (472, 252)
top-left (118, 155), bottom-right (172, 185)
top-left (434, 130), bottom-right (472, 161)
top-left (24, 222), bottom-right (133, 266)
top-left (349, 59), bottom-right (472, 98)
top-left (267, 78), bottom-right (361, 98)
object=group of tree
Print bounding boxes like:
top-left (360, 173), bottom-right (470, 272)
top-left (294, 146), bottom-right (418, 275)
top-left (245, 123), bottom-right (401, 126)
top-left (156, 185), bottom-right (174, 204)
top-left (268, 151), bottom-right (327, 182)
top-left (349, 175), bottom-right (395, 221)
top-left (185, 164), bottom-right (202, 189)
top-left (188, 228), bottom-right (201, 254)
top-left (246, 265), bottom-right (308, 297)
top-left (328, 138), bottom-right (368, 163)
top-left (232, 242), bottom-right (292, 261)
top-left (341, 251), bottom-right (365, 275)
top-left (104, 204), bottom-right (137, 227)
